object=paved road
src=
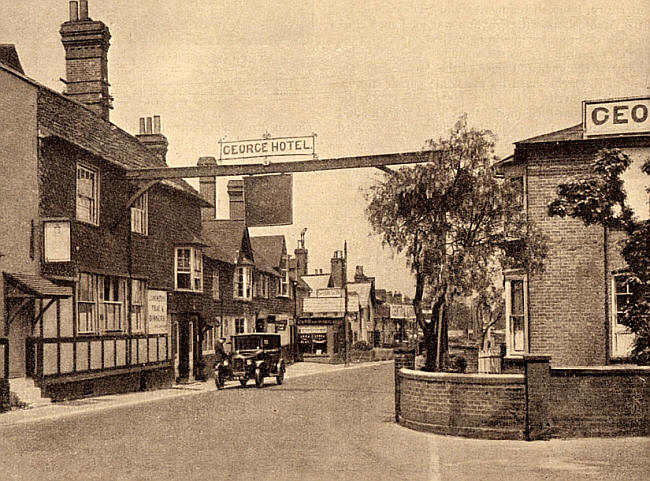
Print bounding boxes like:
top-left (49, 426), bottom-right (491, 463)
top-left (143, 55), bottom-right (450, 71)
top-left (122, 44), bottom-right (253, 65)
top-left (0, 363), bottom-right (647, 480)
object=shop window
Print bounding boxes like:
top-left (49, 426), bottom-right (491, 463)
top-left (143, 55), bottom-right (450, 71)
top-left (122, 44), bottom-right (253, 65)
top-left (131, 279), bottom-right (146, 332)
top-left (235, 318), bottom-right (246, 334)
top-left (101, 276), bottom-right (126, 332)
top-left (77, 273), bottom-right (98, 334)
top-left (76, 164), bottom-right (99, 225)
top-left (611, 274), bottom-right (635, 358)
top-left (175, 247), bottom-right (203, 292)
top-left (234, 266), bottom-right (252, 301)
top-left (505, 275), bottom-right (527, 356)
top-left (299, 332), bottom-right (328, 355)
top-left (130, 192), bottom-right (148, 235)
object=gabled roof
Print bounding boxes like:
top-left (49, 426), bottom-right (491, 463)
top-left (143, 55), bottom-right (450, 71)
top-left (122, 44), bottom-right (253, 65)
top-left (250, 235), bottom-right (286, 269)
top-left (0, 62), bottom-right (206, 205)
top-left (516, 124), bottom-right (583, 144)
top-left (302, 274), bottom-right (331, 293)
top-left (202, 220), bottom-right (251, 265)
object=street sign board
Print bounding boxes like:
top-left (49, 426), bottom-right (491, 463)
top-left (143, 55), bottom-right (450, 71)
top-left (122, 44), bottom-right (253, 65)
top-left (583, 96), bottom-right (650, 137)
top-left (220, 135), bottom-right (315, 162)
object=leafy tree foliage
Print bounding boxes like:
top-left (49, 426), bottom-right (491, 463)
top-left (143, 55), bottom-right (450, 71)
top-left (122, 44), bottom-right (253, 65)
top-left (549, 149), bottom-right (650, 364)
top-left (366, 116), bottom-right (546, 371)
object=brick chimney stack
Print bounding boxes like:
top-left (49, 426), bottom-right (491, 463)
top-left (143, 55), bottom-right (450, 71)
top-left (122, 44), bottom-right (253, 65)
top-left (136, 116), bottom-right (169, 162)
top-left (227, 180), bottom-right (245, 220)
top-left (198, 156), bottom-right (219, 220)
top-left (60, 1), bottom-right (112, 120)
top-left (330, 250), bottom-right (345, 288)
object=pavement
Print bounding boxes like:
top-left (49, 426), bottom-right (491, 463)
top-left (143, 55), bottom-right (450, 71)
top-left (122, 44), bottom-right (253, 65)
top-left (0, 360), bottom-right (393, 426)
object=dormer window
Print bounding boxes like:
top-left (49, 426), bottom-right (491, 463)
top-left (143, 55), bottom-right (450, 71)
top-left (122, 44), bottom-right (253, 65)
top-left (131, 192), bottom-right (148, 235)
top-left (175, 247), bottom-right (203, 292)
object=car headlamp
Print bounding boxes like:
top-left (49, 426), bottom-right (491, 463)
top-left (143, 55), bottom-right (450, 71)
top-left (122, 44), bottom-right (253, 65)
top-left (246, 359), bottom-right (253, 365)
top-left (223, 360), bottom-right (229, 366)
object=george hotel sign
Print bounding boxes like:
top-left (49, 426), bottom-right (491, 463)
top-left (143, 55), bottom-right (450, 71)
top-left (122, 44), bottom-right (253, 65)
top-left (219, 135), bottom-right (315, 162)
top-left (583, 96), bottom-right (650, 137)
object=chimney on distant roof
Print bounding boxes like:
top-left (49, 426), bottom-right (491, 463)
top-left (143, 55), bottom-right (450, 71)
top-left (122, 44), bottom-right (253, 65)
top-left (330, 250), bottom-right (345, 288)
top-left (136, 116), bottom-right (169, 162)
top-left (354, 265), bottom-right (366, 283)
top-left (198, 156), bottom-right (219, 220)
top-left (294, 228), bottom-right (308, 278)
top-left (60, 0), bottom-right (112, 120)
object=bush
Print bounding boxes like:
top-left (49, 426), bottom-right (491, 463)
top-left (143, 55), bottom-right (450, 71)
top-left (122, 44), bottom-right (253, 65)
top-left (448, 354), bottom-right (467, 373)
top-left (351, 340), bottom-right (372, 351)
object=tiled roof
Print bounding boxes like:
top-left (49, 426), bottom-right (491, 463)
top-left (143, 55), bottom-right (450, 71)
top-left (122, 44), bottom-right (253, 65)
top-left (4, 273), bottom-right (71, 298)
top-left (252, 249), bottom-right (279, 276)
top-left (201, 220), bottom-right (248, 264)
top-left (0, 44), bottom-right (24, 74)
top-left (0, 63), bottom-right (204, 204)
top-left (250, 235), bottom-right (286, 269)
top-left (37, 89), bottom-right (205, 204)
top-left (516, 124), bottom-right (584, 144)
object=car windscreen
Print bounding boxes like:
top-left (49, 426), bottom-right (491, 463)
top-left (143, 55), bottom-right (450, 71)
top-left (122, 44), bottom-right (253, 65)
top-left (234, 337), bottom-right (262, 351)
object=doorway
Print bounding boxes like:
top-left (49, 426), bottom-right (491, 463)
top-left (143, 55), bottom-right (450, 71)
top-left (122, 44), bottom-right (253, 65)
top-left (6, 298), bottom-right (34, 378)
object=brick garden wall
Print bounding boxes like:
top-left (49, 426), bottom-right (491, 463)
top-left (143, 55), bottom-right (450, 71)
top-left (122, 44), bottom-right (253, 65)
top-left (548, 366), bottom-right (650, 438)
top-left (397, 369), bottom-right (527, 440)
top-left (396, 357), bottom-right (650, 440)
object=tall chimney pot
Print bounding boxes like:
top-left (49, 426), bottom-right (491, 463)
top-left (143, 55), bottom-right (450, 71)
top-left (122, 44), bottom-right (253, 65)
top-left (146, 117), bottom-right (153, 134)
top-left (79, 0), bottom-right (89, 20)
top-left (69, 1), bottom-right (79, 22)
top-left (153, 115), bottom-right (161, 134)
top-left (139, 117), bottom-right (146, 134)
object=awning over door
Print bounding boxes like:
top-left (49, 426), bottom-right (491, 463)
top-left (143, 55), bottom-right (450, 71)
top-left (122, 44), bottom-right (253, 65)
top-left (3, 273), bottom-right (71, 327)
top-left (4, 273), bottom-right (71, 299)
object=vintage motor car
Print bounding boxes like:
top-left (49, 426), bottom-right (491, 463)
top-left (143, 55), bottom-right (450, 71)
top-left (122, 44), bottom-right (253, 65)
top-left (215, 333), bottom-right (286, 389)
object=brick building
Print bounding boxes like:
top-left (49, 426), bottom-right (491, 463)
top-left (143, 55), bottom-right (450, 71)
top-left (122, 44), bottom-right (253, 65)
top-left (0, 1), bottom-right (213, 400)
top-left (498, 96), bottom-right (649, 367)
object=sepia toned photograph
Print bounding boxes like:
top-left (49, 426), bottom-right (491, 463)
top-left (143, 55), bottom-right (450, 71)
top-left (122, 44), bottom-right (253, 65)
top-left (0, 1), bottom-right (648, 480)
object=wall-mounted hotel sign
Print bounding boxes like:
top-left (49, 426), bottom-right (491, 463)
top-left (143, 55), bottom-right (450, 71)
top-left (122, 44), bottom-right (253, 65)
top-left (583, 96), bottom-right (650, 138)
top-left (219, 135), bottom-right (316, 162)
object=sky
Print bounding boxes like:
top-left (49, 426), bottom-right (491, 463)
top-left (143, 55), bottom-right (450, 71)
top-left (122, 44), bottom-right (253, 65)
top-left (2, 0), bottom-right (649, 296)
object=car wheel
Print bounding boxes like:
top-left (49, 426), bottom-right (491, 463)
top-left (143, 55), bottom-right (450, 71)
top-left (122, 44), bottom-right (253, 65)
top-left (276, 368), bottom-right (285, 385)
top-left (255, 368), bottom-right (264, 388)
top-left (239, 377), bottom-right (248, 387)
top-left (215, 371), bottom-right (225, 390)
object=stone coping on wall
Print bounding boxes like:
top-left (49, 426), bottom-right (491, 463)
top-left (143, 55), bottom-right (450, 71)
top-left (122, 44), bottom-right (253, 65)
top-left (551, 365), bottom-right (650, 376)
top-left (399, 368), bottom-right (524, 384)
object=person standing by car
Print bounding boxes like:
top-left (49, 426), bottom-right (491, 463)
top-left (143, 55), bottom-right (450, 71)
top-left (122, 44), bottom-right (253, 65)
top-left (215, 337), bottom-right (228, 363)
top-left (214, 338), bottom-right (229, 389)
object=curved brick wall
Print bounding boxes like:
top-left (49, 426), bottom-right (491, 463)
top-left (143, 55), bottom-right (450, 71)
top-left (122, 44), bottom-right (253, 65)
top-left (396, 369), bottom-right (526, 440)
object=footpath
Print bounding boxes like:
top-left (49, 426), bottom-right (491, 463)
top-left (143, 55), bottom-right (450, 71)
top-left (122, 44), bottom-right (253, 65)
top-left (0, 360), bottom-right (393, 427)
